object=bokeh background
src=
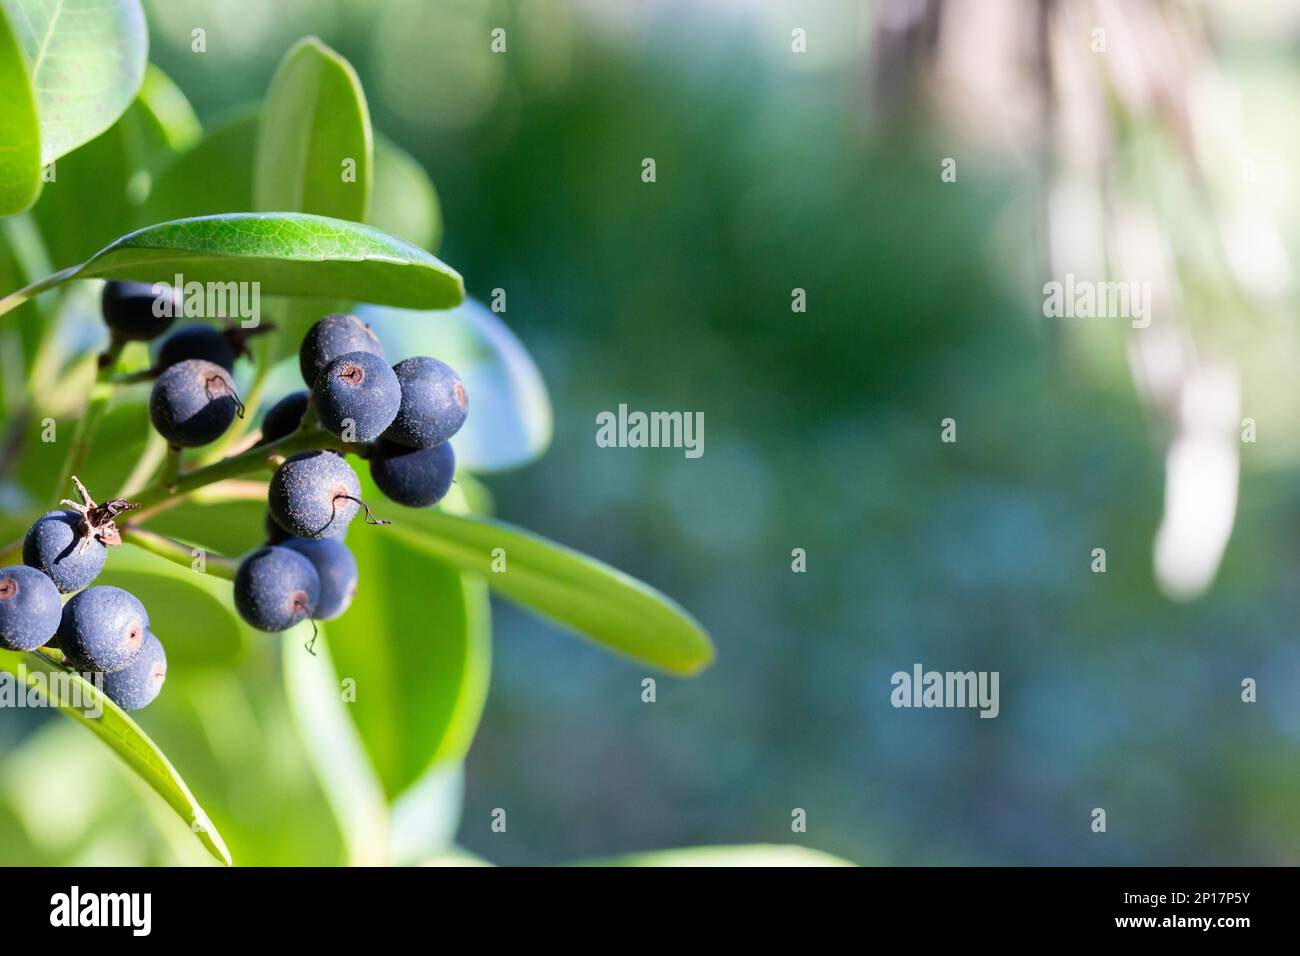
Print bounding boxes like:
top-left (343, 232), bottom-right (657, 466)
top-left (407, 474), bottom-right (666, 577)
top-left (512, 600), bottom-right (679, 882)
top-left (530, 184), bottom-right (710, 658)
top-left (4, 0), bottom-right (1300, 865)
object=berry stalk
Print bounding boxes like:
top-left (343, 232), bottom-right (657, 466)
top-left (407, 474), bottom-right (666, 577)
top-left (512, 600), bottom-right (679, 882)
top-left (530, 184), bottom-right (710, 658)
top-left (118, 525), bottom-right (239, 581)
top-left (51, 339), bottom-right (127, 506)
top-left (126, 427), bottom-right (347, 513)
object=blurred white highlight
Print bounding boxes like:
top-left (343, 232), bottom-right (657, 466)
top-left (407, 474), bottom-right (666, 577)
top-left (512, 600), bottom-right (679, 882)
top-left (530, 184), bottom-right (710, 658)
top-left (1153, 364), bottom-right (1240, 601)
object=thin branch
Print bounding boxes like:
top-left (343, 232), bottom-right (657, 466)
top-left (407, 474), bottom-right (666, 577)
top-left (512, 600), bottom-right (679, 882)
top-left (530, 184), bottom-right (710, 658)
top-left (126, 427), bottom-right (347, 512)
top-left (119, 525), bottom-right (239, 581)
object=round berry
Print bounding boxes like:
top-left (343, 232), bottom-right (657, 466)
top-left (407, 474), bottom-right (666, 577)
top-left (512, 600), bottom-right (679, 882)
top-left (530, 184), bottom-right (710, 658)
top-left (268, 451), bottom-right (361, 539)
top-left (57, 586), bottom-right (150, 673)
top-left (0, 565), bottom-right (63, 652)
top-left (150, 358), bottom-right (241, 447)
top-left (22, 510), bottom-right (106, 593)
top-left (259, 390), bottom-right (310, 445)
top-left (233, 546), bottom-right (320, 632)
top-left (369, 439), bottom-right (456, 508)
top-left (102, 280), bottom-right (179, 341)
top-left (282, 538), bottom-right (358, 621)
top-left (156, 324), bottom-right (236, 372)
top-left (299, 313), bottom-right (383, 387)
top-left (100, 631), bottom-right (167, 711)
top-left (384, 356), bottom-right (468, 448)
top-left (314, 351), bottom-right (401, 442)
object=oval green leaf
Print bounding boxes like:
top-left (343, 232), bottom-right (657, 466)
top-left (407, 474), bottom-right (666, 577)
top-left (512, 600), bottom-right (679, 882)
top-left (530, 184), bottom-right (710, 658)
top-left (0, 3), bottom-right (40, 214)
top-left (327, 479), bottom-right (491, 798)
top-left (64, 212), bottom-right (464, 308)
top-left (255, 37), bottom-right (374, 360)
top-left (384, 506), bottom-right (714, 676)
top-left (99, 543), bottom-right (246, 666)
top-left (1, 0), bottom-right (148, 166)
top-left (0, 647), bottom-right (232, 865)
top-left (255, 36), bottom-right (371, 222)
top-left (282, 629), bottom-right (388, 865)
top-left (33, 65), bottom-right (202, 269)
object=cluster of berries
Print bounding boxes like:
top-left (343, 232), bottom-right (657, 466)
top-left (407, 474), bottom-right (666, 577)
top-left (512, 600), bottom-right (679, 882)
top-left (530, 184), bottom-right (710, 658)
top-left (0, 281), bottom-right (469, 710)
top-left (2, 474), bottom-right (164, 710)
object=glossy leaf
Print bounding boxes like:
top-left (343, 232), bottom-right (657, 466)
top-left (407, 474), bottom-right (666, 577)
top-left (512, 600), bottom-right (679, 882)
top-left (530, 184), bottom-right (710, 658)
top-left (358, 298), bottom-right (552, 472)
top-left (254, 37), bottom-right (374, 359)
top-left (0, 4), bottom-right (40, 214)
top-left (32, 65), bottom-right (201, 268)
top-left (255, 36), bottom-right (371, 222)
top-left (1, 0), bottom-right (148, 166)
top-left (0, 213), bottom-right (465, 316)
top-left (282, 629), bottom-right (388, 865)
top-left (327, 480), bottom-right (491, 798)
top-left (98, 543), bottom-right (246, 666)
top-left (384, 506), bottom-right (714, 676)
top-left (133, 63), bottom-right (201, 158)
top-left (0, 648), bottom-right (232, 865)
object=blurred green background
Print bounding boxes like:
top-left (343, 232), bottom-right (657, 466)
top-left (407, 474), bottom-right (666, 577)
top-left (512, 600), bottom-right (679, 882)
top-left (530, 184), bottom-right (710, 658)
top-left (4, 0), bottom-right (1300, 865)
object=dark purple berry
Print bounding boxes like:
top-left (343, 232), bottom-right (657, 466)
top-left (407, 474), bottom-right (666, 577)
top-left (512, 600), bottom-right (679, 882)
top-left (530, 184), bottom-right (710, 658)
top-left (259, 390), bottom-right (310, 446)
top-left (102, 280), bottom-right (180, 341)
top-left (282, 538), bottom-right (358, 621)
top-left (156, 324), bottom-right (237, 372)
top-left (150, 358), bottom-right (242, 447)
top-left (233, 546), bottom-right (320, 632)
top-left (100, 631), bottom-right (167, 710)
top-left (384, 356), bottom-right (468, 448)
top-left (57, 586), bottom-right (150, 673)
top-left (268, 451), bottom-right (363, 539)
top-left (299, 313), bottom-right (383, 387)
top-left (369, 439), bottom-right (456, 508)
top-left (314, 351), bottom-right (401, 442)
top-left (22, 510), bottom-right (106, 593)
top-left (0, 565), bottom-right (63, 651)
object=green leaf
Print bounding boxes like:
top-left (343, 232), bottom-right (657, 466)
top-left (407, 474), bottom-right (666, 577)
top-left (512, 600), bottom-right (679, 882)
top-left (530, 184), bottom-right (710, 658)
top-left (579, 845), bottom-right (856, 867)
top-left (141, 111), bottom-right (256, 224)
top-left (0, 213), bottom-right (465, 316)
top-left (385, 506), bottom-right (715, 676)
top-left (370, 134), bottom-right (442, 253)
top-left (254, 37), bottom-right (373, 359)
top-left (0, 648), bottom-right (232, 866)
top-left (0, 4), bottom-right (40, 215)
top-left (77, 214), bottom-right (463, 304)
top-left (327, 480), bottom-right (491, 798)
top-left (282, 628), bottom-right (388, 865)
top-left (133, 63), bottom-right (201, 158)
top-left (358, 298), bottom-right (552, 472)
top-left (1, 0), bottom-right (148, 166)
top-left (255, 36), bottom-right (371, 222)
top-left (98, 544), bottom-right (246, 666)
top-left (32, 65), bottom-right (200, 268)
